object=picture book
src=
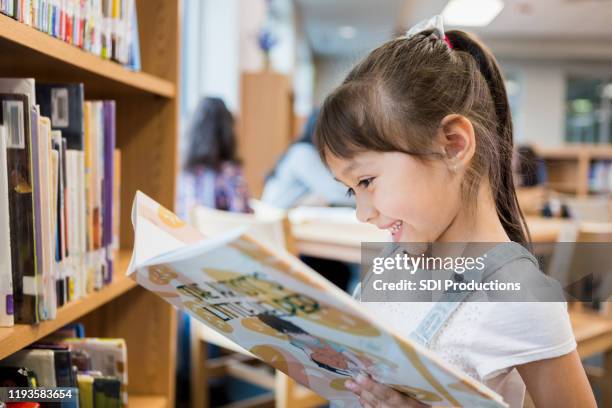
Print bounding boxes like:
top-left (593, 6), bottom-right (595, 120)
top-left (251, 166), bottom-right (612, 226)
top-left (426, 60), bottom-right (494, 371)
top-left (127, 191), bottom-right (508, 408)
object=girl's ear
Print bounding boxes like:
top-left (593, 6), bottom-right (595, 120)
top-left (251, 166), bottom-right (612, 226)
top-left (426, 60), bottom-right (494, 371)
top-left (438, 114), bottom-right (476, 171)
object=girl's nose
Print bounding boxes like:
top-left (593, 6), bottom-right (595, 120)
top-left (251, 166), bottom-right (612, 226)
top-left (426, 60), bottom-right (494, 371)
top-left (355, 194), bottom-right (377, 224)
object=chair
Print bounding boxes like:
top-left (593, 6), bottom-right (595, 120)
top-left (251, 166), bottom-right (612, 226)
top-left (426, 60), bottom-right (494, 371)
top-left (547, 221), bottom-right (612, 305)
top-left (189, 205), bottom-right (325, 408)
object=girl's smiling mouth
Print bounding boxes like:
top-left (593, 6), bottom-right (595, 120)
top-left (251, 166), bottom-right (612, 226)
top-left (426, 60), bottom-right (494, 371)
top-left (379, 220), bottom-right (404, 242)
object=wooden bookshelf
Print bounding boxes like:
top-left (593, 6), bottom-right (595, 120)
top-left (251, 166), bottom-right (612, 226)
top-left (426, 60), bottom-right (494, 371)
top-left (0, 1), bottom-right (180, 406)
top-left (536, 145), bottom-right (612, 197)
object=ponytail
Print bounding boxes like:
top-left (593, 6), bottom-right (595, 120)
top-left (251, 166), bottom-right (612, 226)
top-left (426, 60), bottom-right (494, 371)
top-left (445, 30), bottom-right (530, 245)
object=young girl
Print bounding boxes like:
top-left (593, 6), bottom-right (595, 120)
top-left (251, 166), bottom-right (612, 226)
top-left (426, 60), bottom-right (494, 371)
top-left (314, 18), bottom-right (596, 408)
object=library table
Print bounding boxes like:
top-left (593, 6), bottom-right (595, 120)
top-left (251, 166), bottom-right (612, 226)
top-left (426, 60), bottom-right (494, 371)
top-left (291, 213), bottom-right (569, 263)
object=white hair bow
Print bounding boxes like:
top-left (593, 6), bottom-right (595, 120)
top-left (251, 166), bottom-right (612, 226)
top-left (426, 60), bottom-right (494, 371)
top-left (405, 15), bottom-right (453, 49)
top-left (405, 15), bottom-right (445, 40)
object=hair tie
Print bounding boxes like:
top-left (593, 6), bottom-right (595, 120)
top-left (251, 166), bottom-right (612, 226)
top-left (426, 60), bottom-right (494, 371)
top-left (405, 15), bottom-right (453, 50)
top-left (444, 35), bottom-right (454, 49)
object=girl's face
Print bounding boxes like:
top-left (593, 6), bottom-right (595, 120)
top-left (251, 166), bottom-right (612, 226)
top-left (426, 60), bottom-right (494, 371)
top-left (327, 151), bottom-right (463, 243)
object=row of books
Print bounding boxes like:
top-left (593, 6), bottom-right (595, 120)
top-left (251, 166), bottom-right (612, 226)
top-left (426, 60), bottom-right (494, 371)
top-left (0, 78), bottom-right (120, 327)
top-left (0, 0), bottom-right (141, 70)
top-left (589, 160), bottom-right (612, 193)
top-left (0, 324), bottom-right (127, 407)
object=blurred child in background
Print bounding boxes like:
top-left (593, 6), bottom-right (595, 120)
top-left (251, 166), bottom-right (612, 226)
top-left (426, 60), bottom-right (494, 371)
top-left (177, 96), bottom-right (251, 219)
top-left (262, 108), bottom-right (354, 209)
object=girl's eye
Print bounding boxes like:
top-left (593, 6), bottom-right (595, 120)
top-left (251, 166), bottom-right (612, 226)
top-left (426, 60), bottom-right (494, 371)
top-left (346, 177), bottom-right (375, 197)
top-left (358, 177), bottom-right (374, 189)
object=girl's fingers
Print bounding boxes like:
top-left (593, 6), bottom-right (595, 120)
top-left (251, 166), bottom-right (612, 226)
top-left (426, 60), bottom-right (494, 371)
top-left (358, 389), bottom-right (379, 408)
top-left (358, 398), bottom-right (369, 408)
top-left (356, 375), bottom-right (402, 405)
top-left (354, 375), bottom-right (427, 407)
top-left (345, 380), bottom-right (362, 396)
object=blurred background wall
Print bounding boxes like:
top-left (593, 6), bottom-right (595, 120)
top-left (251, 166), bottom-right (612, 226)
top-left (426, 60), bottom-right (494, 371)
top-left (179, 0), bottom-right (612, 196)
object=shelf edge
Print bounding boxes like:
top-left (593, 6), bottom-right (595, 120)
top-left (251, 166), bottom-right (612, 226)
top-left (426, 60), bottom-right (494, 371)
top-left (0, 14), bottom-right (175, 98)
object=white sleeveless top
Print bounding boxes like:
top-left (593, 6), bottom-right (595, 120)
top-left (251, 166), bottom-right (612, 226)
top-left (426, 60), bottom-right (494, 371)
top-left (358, 301), bottom-right (575, 407)
top-left (356, 244), bottom-right (576, 407)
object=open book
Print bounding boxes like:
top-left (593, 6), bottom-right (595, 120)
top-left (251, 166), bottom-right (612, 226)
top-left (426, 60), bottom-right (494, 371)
top-left (127, 192), bottom-right (507, 407)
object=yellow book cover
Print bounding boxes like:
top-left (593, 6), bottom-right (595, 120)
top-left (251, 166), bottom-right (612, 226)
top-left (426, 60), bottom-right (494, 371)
top-left (77, 373), bottom-right (94, 408)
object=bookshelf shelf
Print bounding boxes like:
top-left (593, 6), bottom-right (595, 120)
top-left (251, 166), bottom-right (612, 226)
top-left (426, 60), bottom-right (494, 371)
top-left (0, 251), bottom-right (135, 360)
top-left (548, 181), bottom-right (580, 195)
top-left (0, 14), bottom-right (175, 98)
top-left (129, 394), bottom-right (168, 408)
top-left (536, 144), bottom-right (612, 197)
top-left (537, 144), bottom-right (612, 160)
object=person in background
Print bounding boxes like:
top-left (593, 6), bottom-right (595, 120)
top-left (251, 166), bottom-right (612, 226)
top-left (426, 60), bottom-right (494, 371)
top-left (514, 145), bottom-right (569, 218)
top-left (262, 108), bottom-right (354, 209)
top-left (262, 109), bottom-right (355, 292)
top-left (515, 145), bottom-right (548, 187)
top-left (175, 96), bottom-right (251, 408)
top-left (176, 96), bottom-right (251, 220)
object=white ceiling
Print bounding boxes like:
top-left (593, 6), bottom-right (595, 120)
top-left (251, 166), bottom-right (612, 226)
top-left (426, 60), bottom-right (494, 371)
top-left (465, 0), bottom-right (612, 39)
top-left (297, 0), bottom-right (612, 57)
top-left (295, 0), bottom-right (405, 56)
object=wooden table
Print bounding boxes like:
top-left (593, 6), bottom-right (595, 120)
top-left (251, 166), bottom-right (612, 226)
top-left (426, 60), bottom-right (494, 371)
top-left (525, 216), bottom-right (570, 242)
top-left (291, 214), bottom-right (570, 263)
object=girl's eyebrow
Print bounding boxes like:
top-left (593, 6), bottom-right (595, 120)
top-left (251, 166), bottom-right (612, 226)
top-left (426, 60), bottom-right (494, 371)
top-left (334, 160), bottom-right (369, 185)
top-left (341, 161), bottom-right (359, 177)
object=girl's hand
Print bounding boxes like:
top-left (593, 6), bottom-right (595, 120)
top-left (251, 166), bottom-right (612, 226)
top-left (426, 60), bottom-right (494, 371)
top-left (345, 374), bottom-right (430, 408)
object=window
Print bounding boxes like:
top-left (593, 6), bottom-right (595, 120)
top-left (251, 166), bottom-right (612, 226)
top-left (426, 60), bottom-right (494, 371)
top-left (565, 76), bottom-right (612, 143)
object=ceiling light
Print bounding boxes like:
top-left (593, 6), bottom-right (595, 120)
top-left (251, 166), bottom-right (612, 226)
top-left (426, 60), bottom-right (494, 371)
top-left (442, 0), bottom-right (504, 27)
top-left (338, 25), bottom-right (357, 40)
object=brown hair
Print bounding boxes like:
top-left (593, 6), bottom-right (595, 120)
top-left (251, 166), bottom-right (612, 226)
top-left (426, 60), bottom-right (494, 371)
top-left (315, 29), bottom-right (530, 244)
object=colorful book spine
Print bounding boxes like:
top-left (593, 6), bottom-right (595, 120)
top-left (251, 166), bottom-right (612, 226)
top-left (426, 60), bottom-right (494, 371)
top-left (53, 348), bottom-right (77, 387)
top-left (38, 116), bottom-right (58, 320)
top-left (51, 130), bottom-right (67, 306)
top-left (35, 83), bottom-right (85, 151)
top-left (102, 101), bottom-right (114, 284)
top-left (0, 93), bottom-right (39, 324)
top-left (112, 148), bottom-right (120, 250)
top-left (29, 106), bottom-right (44, 320)
top-left (0, 0), bottom-right (140, 68)
top-left (93, 376), bottom-right (121, 408)
top-left (77, 374), bottom-right (94, 408)
top-left (0, 348), bottom-right (57, 387)
top-left (0, 366), bottom-right (38, 387)
top-left (0, 124), bottom-right (14, 327)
